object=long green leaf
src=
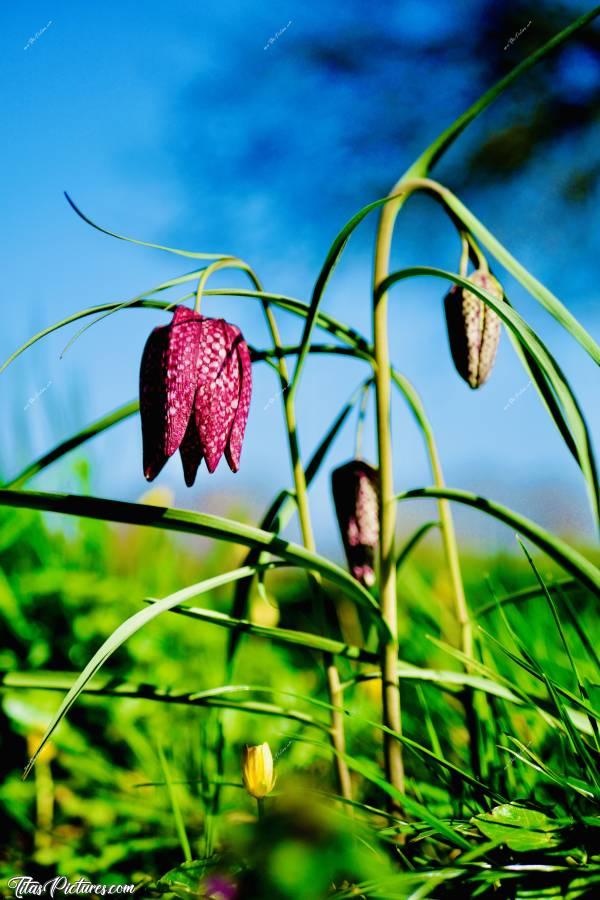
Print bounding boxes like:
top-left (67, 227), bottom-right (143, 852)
top-left (350, 667), bottom-right (522, 705)
top-left (288, 195), bottom-right (393, 396)
top-left (504, 316), bottom-right (578, 463)
top-left (5, 400), bottom-right (139, 488)
top-left (396, 487), bottom-right (599, 597)
top-left (156, 743), bottom-right (192, 864)
top-left (64, 192), bottom-right (230, 261)
top-left (147, 595), bottom-right (377, 662)
top-left (19, 563), bottom-right (340, 776)
top-left (0, 671), bottom-right (327, 731)
top-left (381, 267), bottom-right (599, 526)
top-left (476, 578), bottom-right (579, 618)
top-left (0, 292), bottom-right (367, 379)
top-left (405, 7), bottom-right (600, 178)
top-left (0, 489), bottom-right (384, 629)
top-left (427, 635), bottom-right (598, 734)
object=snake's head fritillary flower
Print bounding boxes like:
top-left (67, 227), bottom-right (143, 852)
top-left (444, 269), bottom-right (503, 389)
top-left (331, 460), bottom-right (379, 587)
top-left (139, 306), bottom-right (252, 484)
top-left (242, 743), bottom-right (276, 799)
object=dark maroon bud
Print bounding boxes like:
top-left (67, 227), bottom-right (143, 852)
top-left (331, 460), bottom-right (379, 587)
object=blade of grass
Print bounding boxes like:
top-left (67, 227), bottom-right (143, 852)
top-left (396, 521), bottom-right (439, 570)
top-left (0, 671), bottom-right (329, 731)
top-left (476, 578), bottom-right (579, 618)
top-left (395, 486), bottom-right (600, 597)
top-left (427, 634), bottom-right (599, 731)
top-left (145, 595), bottom-right (377, 663)
top-left (156, 743), bottom-right (193, 864)
top-left (5, 399), bottom-right (139, 488)
top-left (0, 489), bottom-right (385, 632)
top-left (64, 192), bottom-right (230, 261)
top-left (301, 737), bottom-right (474, 850)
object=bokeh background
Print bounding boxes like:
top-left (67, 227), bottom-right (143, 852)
top-left (2, 0), bottom-right (599, 555)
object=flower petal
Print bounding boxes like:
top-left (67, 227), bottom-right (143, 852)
top-left (195, 320), bottom-right (240, 473)
top-left (225, 327), bottom-right (252, 473)
top-left (179, 414), bottom-right (204, 487)
top-left (139, 306), bottom-right (202, 481)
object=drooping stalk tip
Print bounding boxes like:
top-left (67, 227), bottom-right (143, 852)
top-left (139, 305), bottom-right (252, 484)
top-left (444, 269), bottom-right (503, 389)
top-left (331, 460), bottom-right (380, 587)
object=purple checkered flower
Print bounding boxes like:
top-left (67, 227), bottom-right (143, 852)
top-left (331, 460), bottom-right (379, 587)
top-left (140, 305), bottom-right (252, 484)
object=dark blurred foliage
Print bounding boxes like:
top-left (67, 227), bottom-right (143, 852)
top-left (173, 0), bottom-right (600, 254)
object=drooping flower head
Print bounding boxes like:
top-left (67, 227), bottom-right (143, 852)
top-left (444, 269), bottom-right (503, 389)
top-left (140, 306), bottom-right (252, 484)
top-left (242, 743), bottom-right (276, 800)
top-left (331, 460), bottom-right (379, 587)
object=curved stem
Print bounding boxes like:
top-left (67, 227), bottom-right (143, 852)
top-left (220, 260), bottom-right (353, 803)
top-left (373, 200), bottom-right (406, 803)
top-left (390, 373), bottom-right (471, 664)
top-left (194, 258), bottom-right (257, 313)
top-left (371, 177), bottom-right (475, 804)
top-left (465, 233), bottom-right (488, 272)
top-left (459, 232), bottom-right (470, 277)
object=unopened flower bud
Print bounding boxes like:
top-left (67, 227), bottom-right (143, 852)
top-left (242, 743), bottom-right (276, 799)
top-left (331, 460), bottom-right (379, 587)
top-left (444, 269), bottom-right (503, 389)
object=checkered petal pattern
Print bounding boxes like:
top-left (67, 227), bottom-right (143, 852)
top-left (331, 460), bottom-right (379, 587)
top-left (225, 324), bottom-right (252, 473)
top-left (444, 269), bottom-right (503, 389)
top-left (139, 306), bottom-right (252, 484)
top-left (139, 305), bottom-right (203, 481)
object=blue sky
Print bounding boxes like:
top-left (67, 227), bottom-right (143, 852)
top-left (1, 0), bottom-right (599, 557)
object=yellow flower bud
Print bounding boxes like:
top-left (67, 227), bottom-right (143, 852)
top-left (242, 742), bottom-right (276, 799)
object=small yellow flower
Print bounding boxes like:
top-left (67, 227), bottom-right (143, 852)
top-left (242, 742), bottom-right (276, 799)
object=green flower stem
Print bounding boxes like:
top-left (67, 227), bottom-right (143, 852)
top-left (280, 329), bottom-right (354, 806)
top-left (203, 258), bottom-right (354, 803)
top-left (423, 423), bottom-right (472, 662)
top-left (373, 196), bottom-right (407, 802)
top-left (372, 177), bottom-right (473, 802)
top-left (193, 257), bottom-right (255, 313)
top-left (459, 232), bottom-right (470, 277)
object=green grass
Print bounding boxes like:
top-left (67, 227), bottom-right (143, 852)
top-left (1, 7), bottom-right (600, 897)
top-left (0, 497), bottom-right (598, 897)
